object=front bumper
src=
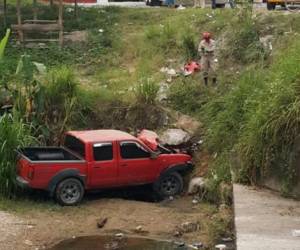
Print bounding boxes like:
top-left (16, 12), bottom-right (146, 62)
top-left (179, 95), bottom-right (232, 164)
top-left (16, 176), bottom-right (30, 189)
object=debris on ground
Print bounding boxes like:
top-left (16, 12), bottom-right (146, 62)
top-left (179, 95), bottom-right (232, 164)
top-left (192, 198), bottom-right (199, 204)
top-left (292, 229), bottom-right (300, 237)
top-left (221, 237), bottom-right (233, 242)
top-left (135, 225), bottom-right (143, 232)
top-left (259, 35), bottom-right (273, 51)
top-left (96, 217), bottom-right (108, 229)
top-left (174, 241), bottom-right (186, 247)
top-left (156, 82), bottom-right (170, 102)
top-left (175, 114), bottom-right (202, 135)
top-left (160, 128), bottom-right (191, 146)
top-left (215, 244), bottom-right (227, 249)
top-left (188, 177), bottom-right (206, 195)
top-left (183, 61), bottom-right (201, 76)
top-left (160, 67), bottom-right (178, 83)
top-left (175, 222), bottom-right (201, 234)
top-left (132, 225), bottom-right (149, 234)
top-left (190, 242), bottom-right (204, 249)
top-left (177, 5), bottom-right (186, 10)
top-left (173, 230), bottom-right (183, 237)
top-left (24, 240), bottom-right (33, 246)
top-left (115, 233), bottom-right (124, 238)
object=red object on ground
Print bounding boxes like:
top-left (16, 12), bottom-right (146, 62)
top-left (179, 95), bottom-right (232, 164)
top-left (184, 61), bottom-right (201, 76)
top-left (16, 129), bottom-right (193, 205)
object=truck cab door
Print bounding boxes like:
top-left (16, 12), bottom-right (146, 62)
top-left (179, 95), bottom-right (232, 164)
top-left (118, 141), bottom-right (158, 185)
top-left (89, 142), bottom-right (118, 188)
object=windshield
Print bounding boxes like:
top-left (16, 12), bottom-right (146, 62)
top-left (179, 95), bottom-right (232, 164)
top-left (64, 135), bottom-right (85, 159)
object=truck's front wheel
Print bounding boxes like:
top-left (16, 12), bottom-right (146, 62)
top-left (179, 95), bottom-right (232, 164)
top-left (155, 172), bottom-right (183, 198)
top-left (55, 178), bottom-right (84, 206)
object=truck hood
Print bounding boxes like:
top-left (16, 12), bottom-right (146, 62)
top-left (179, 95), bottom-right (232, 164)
top-left (138, 129), bottom-right (159, 151)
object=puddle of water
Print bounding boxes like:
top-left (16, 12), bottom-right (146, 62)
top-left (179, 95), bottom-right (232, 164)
top-left (48, 235), bottom-right (191, 250)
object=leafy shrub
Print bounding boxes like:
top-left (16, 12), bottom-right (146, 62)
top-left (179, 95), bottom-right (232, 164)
top-left (0, 114), bottom-right (34, 197)
top-left (169, 79), bottom-right (210, 115)
top-left (46, 66), bottom-right (78, 105)
top-left (0, 29), bottom-right (10, 60)
top-left (134, 79), bottom-right (159, 105)
top-left (221, 8), bottom-right (265, 64)
top-left (181, 33), bottom-right (198, 61)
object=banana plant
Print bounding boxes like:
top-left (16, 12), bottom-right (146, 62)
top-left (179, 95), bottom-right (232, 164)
top-left (0, 29), bottom-right (10, 60)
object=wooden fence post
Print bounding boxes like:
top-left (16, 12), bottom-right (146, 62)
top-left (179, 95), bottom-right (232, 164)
top-left (16, 0), bottom-right (24, 43)
top-left (58, 0), bottom-right (63, 47)
top-left (74, 0), bottom-right (78, 20)
top-left (33, 0), bottom-right (37, 20)
top-left (3, 0), bottom-right (7, 28)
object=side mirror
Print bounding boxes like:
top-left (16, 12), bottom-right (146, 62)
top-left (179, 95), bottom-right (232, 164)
top-left (150, 152), bottom-right (159, 159)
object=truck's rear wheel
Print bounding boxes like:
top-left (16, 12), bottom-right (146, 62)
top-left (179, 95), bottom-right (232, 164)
top-left (156, 172), bottom-right (183, 198)
top-left (55, 178), bottom-right (84, 206)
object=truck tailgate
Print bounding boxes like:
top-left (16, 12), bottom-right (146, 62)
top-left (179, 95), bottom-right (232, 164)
top-left (17, 157), bottom-right (31, 182)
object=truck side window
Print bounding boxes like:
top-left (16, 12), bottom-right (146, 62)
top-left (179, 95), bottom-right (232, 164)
top-left (120, 142), bottom-right (150, 159)
top-left (93, 143), bottom-right (113, 161)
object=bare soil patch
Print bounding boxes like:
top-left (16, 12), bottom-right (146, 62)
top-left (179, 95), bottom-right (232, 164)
top-left (0, 191), bottom-right (230, 250)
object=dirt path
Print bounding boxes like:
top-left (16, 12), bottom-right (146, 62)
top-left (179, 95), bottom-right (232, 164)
top-left (0, 194), bottom-right (230, 250)
top-left (0, 211), bottom-right (24, 250)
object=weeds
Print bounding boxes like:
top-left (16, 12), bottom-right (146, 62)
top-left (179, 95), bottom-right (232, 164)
top-left (169, 79), bottom-right (210, 115)
top-left (0, 114), bottom-right (34, 197)
top-left (203, 37), bottom-right (300, 193)
top-left (134, 79), bottom-right (159, 105)
top-left (181, 33), bottom-right (198, 61)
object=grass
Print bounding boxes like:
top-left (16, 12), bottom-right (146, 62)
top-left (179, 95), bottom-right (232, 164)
top-left (3, 7), bottom-right (300, 247)
top-left (0, 114), bottom-right (34, 197)
top-left (202, 36), bottom-right (300, 194)
top-left (0, 0), bottom-right (300, 213)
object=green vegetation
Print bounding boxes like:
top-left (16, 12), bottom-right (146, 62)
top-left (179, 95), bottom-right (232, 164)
top-left (204, 37), bottom-right (300, 194)
top-left (0, 114), bottom-right (34, 197)
top-left (0, 0), bottom-right (299, 218)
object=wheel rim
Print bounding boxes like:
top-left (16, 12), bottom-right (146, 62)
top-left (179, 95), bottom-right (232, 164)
top-left (161, 175), bottom-right (179, 195)
top-left (60, 181), bottom-right (81, 204)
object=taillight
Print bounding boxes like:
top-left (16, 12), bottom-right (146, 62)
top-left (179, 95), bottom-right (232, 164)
top-left (28, 166), bottom-right (35, 179)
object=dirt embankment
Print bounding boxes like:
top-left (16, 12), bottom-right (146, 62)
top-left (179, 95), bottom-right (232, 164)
top-left (0, 194), bottom-right (232, 250)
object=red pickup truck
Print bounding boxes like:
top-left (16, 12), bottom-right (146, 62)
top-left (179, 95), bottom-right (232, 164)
top-left (16, 130), bottom-right (193, 205)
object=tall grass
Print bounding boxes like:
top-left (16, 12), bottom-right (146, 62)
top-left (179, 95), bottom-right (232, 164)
top-left (0, 114), bottom-right (34, 197)
top-left (203, 37), bottom-right (300, 193)
top-left (134, 79), bottom-right (159, 105)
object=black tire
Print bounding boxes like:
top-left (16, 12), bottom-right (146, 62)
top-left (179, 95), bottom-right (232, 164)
top-left (216, 3), bottom-right (226, 8)
top-left (155, 172), bottom-right (183, 198)
top-left (267, 2), bottom-right (276, 10)
top-left (55, 178), bottom-right (84, 206)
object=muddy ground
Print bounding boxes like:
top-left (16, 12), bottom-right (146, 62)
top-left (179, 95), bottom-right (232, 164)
top-left (0, 186), bottom-right (232, 250)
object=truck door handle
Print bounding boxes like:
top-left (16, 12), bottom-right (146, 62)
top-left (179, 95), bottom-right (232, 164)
top-left (121, 164), bottom-right (127, 167)
top-left (94, 166), bottom-right (101, 169)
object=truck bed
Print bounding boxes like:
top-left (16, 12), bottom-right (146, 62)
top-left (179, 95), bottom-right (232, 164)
top-left (19, 147), bottom-right (82, 161)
